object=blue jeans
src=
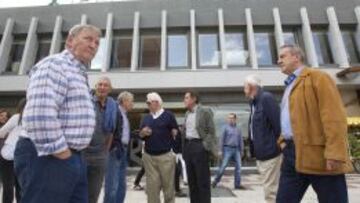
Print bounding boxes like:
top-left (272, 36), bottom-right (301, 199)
top-left (104, 146), bottom-right (128, 203)
top-left (14, 138), bottom-right (88, 203)
top-left (213, 146), bottom-right (242, 187)
top-left (276, 140), bottom-right (349, 203)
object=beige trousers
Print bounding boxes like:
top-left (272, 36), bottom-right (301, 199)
top-left (256, 155), bottom-right (282, 203)
top-left (143, 151), bottom-right (176, 203)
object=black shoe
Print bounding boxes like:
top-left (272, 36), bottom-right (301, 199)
top-left (175, 190), bottom-right (187, 197)
top-left (133, 184), bottom-right (144, 191)
top-left (234, 185), bottom-right (247, 190)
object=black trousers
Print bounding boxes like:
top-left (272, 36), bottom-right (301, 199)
top-left (0, 156), bottom-right (21, 203)
top-left (276, 140), bottom-right (349, 203)
top-left (174, 158), bottom-right (182, 192)
top-left (134, 166), bottom-right (145, 186)
top-left (183, 140), bottom-right (211, 203)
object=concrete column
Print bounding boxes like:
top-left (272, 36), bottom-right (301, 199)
top-left (354, 7), bottom-right (360, 59)
top-left (218, 9), bottom-right (227, 69)
top-left (327, 7), bottom-right (349, 68)
top-left (102, 12), bottom-right (114, 72)
top-left (19, 17), bottom-right (39, 75)
top-left (273, 7), bottom-right (284, 53)
top-left (190, 9), bottom-right (197, 70)
top-left (0, 18), bottom-right (14, 74)
top-left (49, 16), bottom-right (63, 55)
top-left (245, 8), bottom-right (258, 69)
top-left (300, 7), bottom-right (319, 67)
top-left (130, 12), bottom-right (140, 72)
top-left (81, 14), bottom-right (87, 25)
top-left (160, 10), bottom-right (167, 71)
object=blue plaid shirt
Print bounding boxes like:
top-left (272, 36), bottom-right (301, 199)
top-left (22, 50), bottom-right (96, 156)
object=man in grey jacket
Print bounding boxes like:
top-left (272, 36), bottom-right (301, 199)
top-left (183, 91), bottom-right (218, 203)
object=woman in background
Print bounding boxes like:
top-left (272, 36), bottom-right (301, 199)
top-left (0, 99), bottom-right (26, 203)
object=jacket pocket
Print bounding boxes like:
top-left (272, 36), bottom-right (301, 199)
top-left (300, 144), bottom-right (326, 171)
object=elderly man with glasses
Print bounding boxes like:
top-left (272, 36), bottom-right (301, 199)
top-left (139, 92), bottom-right (178, 203)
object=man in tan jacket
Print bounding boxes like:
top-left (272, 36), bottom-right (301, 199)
top-left (276, 45), bottom-right (353, 203)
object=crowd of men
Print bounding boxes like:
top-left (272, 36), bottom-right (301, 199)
top-left (0, 24), bottom-right (353, 203)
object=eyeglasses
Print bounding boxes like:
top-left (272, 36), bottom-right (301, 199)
top-left (146, 100), bottom-right (158, 105)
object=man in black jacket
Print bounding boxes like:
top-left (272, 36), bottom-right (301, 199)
top-left (244, 75), bottom-right (282, 203)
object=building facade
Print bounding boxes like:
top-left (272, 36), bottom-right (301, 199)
top-left (0, 0), bottom-right (359, 165)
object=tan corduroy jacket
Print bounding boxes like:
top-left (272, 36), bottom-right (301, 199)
top-left (279, 67), bottom-right (353, 175)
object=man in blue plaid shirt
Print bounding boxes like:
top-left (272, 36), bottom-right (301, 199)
top-left (14, 24), bottom-right (101, 203)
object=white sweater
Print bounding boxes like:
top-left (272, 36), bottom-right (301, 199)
top-left (0, 114), bottom-right (23, 160)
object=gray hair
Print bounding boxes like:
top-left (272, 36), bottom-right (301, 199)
top-left (68, 24), bottom-right (101, 38)
top-left (117, 91), bottom-right (134, 104)
top-left (146, 92), bottom-right (163, 105)
top-left (95, 76), bottom-right (112, 88)
top-left (280, 44), bottom-right (306, 63)
top-left (244, 74), bottom-right (262, 87)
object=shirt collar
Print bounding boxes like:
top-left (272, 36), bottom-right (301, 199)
top-left (119, 105), bottom-right (127, 114)
top-left (190, 105), bottom-right (198, 113)
top-left (62, 49), bottom-right (88, 71)
top-left (284, 66), bottom-right (305, 86)
top-left (152, 108), bottom-right (164, 119)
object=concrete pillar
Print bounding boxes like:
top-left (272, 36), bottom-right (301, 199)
top-left (327, 7), bottom-right (350, 68)
top-left (245, 8), bottom-right (258, 69)
top-left (190, 9), bottom-right (197, 70)
top-left (49, 16), bottom-right (63, 55)
top-left (0, 18), bottom-right (14, 74)
top-left (102, 12), bottom-right (114, 72)
top-left (218, 9), bottom-right (227, 69)
top-left (300, 7), bottom-right (319, 67)
top-left (19, 17), bottom-right (39, 75)
top-left (160, 10), bottom-right (167, 71)
top-left (130, 12), bottom-right (140, 72)
top-left (273, 7), bottom-right (284, 54)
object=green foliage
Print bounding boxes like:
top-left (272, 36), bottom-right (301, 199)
top-left (349, 133), bottom-right (360, 158)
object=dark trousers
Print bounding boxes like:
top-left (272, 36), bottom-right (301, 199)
top-left (183, 140), bottom-right (211, 203)
top-left (276, 140), bottom-right (349, 203)
top-left (14, 138), bottom-right (88, 203)
top-left (175, 159), bottom-right (182, 192)
top-left (134, 166), bottom-right (145, 186)
top-left (85, 158), bottom-right (107, 203)
top-left (0, 156), bottom-right (21, 203)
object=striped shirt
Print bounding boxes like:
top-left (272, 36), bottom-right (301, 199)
top-left (22, 50), bottom-right (96, 156)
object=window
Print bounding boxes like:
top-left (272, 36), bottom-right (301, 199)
top-left (225, 33), bottom-right (249, 66)
top-left (283, 32), bottom-right (296, 45)
top-left (6, 39), bottom-right (25, 74)
top-left (254, 32), bottom-right (277, 66)
top-left (90, 38), bottom-right (106, 70)
top-left (111, 37), bottom-right (132, 69)
top-left (35, 40), bottom-right (51, 63)
top-left (342, 30), bottom-right (360, 64)
top-left (198, 33), bottom-right (220, 67)
top-left (139, 35), bottom-right (161, 69)
top-left (167, 35), bottom-right (188, 69)
top-left (312, 31), bottom-right (333, 64)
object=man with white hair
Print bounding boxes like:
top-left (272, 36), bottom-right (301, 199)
top-left (139, 92), bottom-right (178, 203)
top-left (104, 91), bottom-right (134, 203)
top-left (14, 24), bottom-right (101, 203)
top-left (83, 76), bottom-right (117, 203)
top-left (244, 74), bottom-right (282, 203)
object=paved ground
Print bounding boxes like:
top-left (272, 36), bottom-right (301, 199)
top-left (2, 173), bottom-right (359, 202)
top-left (97, 173), bottom-right (360, 203)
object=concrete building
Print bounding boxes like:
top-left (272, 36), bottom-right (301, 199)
top-left (0, 0), bottom-right (359, 165)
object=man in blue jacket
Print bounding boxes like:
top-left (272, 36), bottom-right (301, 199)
top-left (244, 75), bottom-right (282, 203)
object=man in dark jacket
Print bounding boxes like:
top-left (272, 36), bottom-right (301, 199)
top-left (244, 75), bottom-right (282, 203)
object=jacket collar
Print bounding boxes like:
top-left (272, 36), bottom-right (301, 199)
top-left (291, 67), bottom-right (312, 91)
top-left (250, 88), bottom-right (263, 105)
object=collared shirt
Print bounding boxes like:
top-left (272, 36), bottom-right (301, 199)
top-left (281, 67), bottom-right (304, 140)
top-left (119, 105), bottom-right (130, 145)
top-left (221, 124), bottom-right (243, 150)
top-left (151, 108), bottom-right (164, 119)
top-left (249, 104), bottom-right (255, 140)
top-left (186, 105), bottom-right (200, 139)
top-left (22, 50), bottom-right (96, 156)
